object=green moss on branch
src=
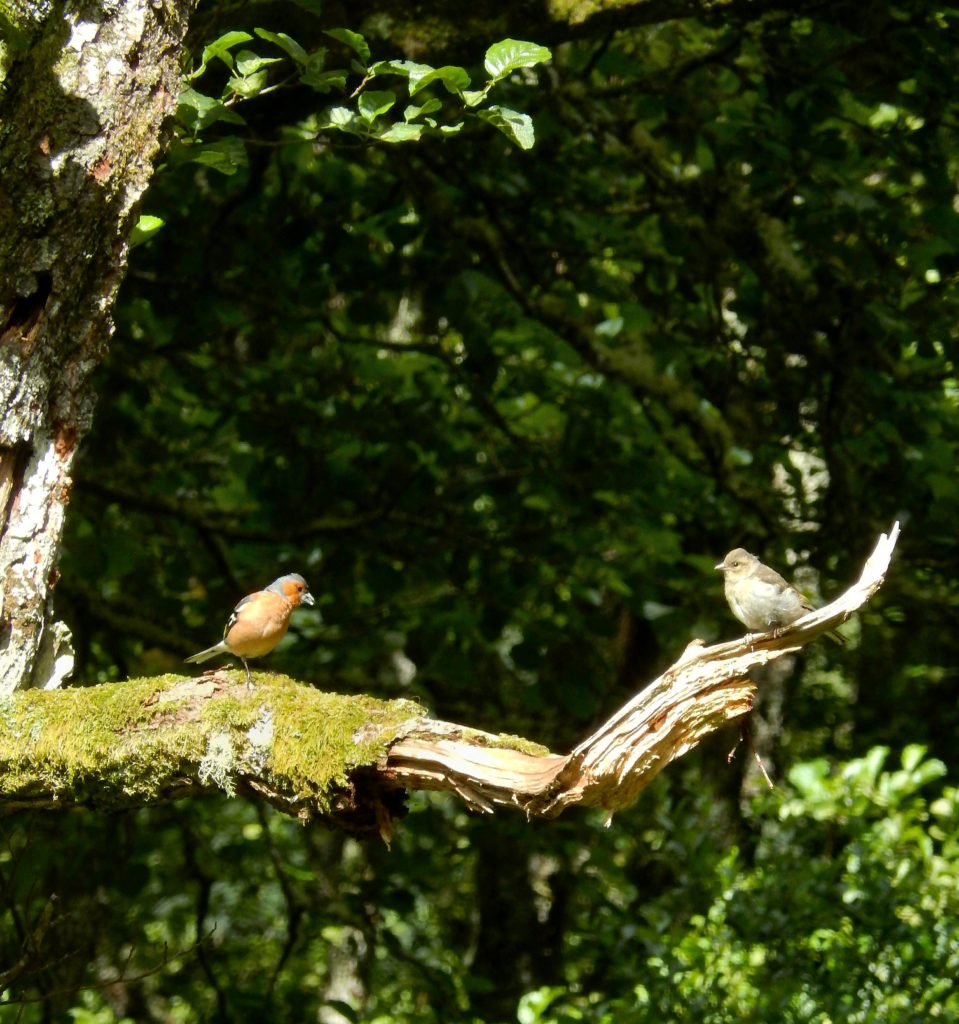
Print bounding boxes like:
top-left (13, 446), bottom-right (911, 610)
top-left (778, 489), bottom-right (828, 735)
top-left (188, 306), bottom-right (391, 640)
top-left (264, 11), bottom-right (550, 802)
top-left (0, 672), bottom-right (426, 827)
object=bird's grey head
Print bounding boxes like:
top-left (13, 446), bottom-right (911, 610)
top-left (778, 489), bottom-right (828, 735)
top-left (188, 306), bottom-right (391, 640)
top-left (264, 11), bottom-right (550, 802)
top-left (267, 573), bottom-right (315, 606)
top-left (715, 548), bottom-right (758, 578)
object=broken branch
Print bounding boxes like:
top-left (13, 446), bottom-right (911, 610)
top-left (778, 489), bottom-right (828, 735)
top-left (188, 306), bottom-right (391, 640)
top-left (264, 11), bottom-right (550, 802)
top-left (0, 525), bottom-right (899, 833)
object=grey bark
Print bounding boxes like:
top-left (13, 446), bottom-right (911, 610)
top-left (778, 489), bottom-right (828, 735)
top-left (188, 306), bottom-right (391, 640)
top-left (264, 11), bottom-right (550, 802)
top-left (0, 0), bottom-right (195, 692)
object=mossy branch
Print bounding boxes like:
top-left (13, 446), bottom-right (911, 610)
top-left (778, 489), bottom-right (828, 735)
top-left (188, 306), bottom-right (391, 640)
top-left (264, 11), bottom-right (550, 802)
top-left (0, 525), bottom-right (898, 836)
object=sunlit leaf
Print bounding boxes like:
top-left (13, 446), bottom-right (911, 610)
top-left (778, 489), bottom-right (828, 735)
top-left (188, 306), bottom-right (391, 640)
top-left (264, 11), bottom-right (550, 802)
top-left (484, 38), bottom-right (552, 81)
top-left (234, 50), bottom-right (283, 76)
top-left (177, 88), bottom-right (246, 132)
top-left (408, 65), bottom-right (471, 97)
top-left (192, 31), bottom-right (253, 77)
top-left (325, 28), bottom-right (370, 65)
top-left (185, 137), bottom-right (248, 175)
top-left (476, 105), bottom-right (535, 149)
top-left (254, 28), bottom-right (309, 64)
top-left (376, 122), bottom-right (424, 142)
top-left (129, 215), bottom-right (164, 249)
top-left (357, 90), bottom-right (396, 122)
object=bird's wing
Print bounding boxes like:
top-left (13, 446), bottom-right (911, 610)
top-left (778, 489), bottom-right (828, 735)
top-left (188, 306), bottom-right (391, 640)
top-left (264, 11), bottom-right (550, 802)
top-left (753, 563), bottom-right (792, 590)
top-left (749, 577), bottom-right (792, 607)
top-left (223, 593), bottom-right (256, 640)
top-left (754, 565), bottom-right (814, 613)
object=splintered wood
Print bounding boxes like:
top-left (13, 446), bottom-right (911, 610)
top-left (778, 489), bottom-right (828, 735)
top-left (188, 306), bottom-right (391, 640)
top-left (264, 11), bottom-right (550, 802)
top-left (385, 523), bottom-right (900, 819)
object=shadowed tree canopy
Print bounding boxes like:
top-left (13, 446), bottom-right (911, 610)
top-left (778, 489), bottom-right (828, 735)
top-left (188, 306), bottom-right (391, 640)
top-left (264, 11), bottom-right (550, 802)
top-left (0, 0), bottom-right (957, 1019)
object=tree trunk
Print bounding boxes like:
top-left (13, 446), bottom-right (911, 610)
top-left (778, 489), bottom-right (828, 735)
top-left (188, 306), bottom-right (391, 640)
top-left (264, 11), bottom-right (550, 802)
top-left (0, 0), bottom-right (195, 693)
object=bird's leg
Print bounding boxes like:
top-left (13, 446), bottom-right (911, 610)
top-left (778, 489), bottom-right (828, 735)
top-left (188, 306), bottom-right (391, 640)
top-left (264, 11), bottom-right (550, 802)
top-left (241, 658), bottom-right (254, 690)
top-left (740, 631), bottom-right (763, 652)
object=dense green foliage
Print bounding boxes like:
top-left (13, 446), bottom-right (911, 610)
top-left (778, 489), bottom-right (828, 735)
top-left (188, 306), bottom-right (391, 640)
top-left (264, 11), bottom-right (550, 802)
top-left (175, 30), bottom-right (552, 170)
top-left (3, 1), bottom-right (959, 1020)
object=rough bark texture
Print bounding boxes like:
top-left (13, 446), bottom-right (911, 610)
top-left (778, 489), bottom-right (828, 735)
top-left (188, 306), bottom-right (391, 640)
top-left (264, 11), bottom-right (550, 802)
top-left (0, 527), bottom-right (899, 834)
top-left (0, 0), bottom-right (195, 693)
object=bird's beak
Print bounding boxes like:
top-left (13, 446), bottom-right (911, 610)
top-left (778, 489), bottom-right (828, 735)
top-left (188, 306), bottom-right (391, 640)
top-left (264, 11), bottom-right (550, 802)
top-left (302, 592), bottom-right (315, 606)
top-left (715, 561), bottom-right (727, 572)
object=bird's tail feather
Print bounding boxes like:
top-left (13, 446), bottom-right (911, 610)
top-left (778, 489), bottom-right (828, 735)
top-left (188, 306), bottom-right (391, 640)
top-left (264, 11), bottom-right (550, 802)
top-left (185, 643), bottom-right (228, 664)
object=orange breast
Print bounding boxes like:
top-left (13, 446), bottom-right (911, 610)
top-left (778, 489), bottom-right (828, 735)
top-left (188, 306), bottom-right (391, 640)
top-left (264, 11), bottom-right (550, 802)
top-left (224, 592), bottom-right (292, 659)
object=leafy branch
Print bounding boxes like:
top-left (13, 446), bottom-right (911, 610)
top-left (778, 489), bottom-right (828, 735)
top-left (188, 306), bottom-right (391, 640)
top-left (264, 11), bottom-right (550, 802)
top-left (173, 28), bottom-right (552, 178)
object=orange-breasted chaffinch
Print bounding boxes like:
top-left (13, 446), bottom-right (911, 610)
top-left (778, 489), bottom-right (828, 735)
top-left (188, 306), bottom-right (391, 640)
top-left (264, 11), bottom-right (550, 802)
top-left (186, 573), bottom-right (315, 688)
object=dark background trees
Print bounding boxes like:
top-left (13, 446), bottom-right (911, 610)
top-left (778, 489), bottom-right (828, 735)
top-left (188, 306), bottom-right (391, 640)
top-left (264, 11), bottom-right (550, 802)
top-left (2, 1), bottom-right (958, 1020)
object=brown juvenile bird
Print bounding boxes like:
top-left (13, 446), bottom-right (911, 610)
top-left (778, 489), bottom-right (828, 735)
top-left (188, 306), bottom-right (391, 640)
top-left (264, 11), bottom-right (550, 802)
top-left (715, 548), bottom-right (842, 642)
top-left (186, 573), bottom-right (315, 688)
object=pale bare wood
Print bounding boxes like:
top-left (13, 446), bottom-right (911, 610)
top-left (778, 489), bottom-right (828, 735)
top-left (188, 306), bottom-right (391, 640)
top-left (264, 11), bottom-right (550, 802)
top-left (384, 523), bottom-right (900, 820)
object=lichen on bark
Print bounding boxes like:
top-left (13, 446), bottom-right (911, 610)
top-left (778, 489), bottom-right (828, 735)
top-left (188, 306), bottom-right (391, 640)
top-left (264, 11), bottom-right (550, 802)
top-left (0, 0), bottom-right (195, 692)
top-left (0, 672), bottom-right (426, 824)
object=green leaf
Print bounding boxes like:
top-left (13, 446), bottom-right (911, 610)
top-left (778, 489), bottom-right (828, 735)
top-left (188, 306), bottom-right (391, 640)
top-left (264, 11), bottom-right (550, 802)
top-left (484, 39), bottom-right (551, 81)
top-left (404, 99), bottom-right (442, 121)
top-left (408, 65), bottom-right (471, 97)
top-left (518, 987), bottom-right (565, 1024)
top-left (187, 137), bottom-right (248, 175)
top-left (911, 758), bottom-right (947, 787)
top-left (177, 88), bottom-right (246, 132)
top-left (370, 59), bottom-right (470, 97)
top-left (234, 50), bottom-right (283, 76)
top-left (254, 28), bottom-right (309, 65)
top-left (227, 69), bottom-right (269, 99)
top-left (901, 744), bottom-right (927, 773)
top-left (376, 123), bottom-right (424, 142)
top-left (357, 90), bottom-right (396, 123)
top-left (476, 105), bottom-right (535, 149)
top-left (369, 59), bottom-right (434, 80)
top-left (129, 215), bottom-right (164, 249)
top-left (325, 28), bottom-right (370, 66)
top-left (205, 31), bottom-right (255, 54)
top-left (304, 47), bottom-right (327, 71)
top-left (194, 31), bottom-right (253, 76)
top-left (323, 106), bottom-right (364, 135)
top-left (461, 88), bottom-right (488, 108)
top-left (327, 106), bottom-right (355, 126)
top-left (303, 67), bottom-right (348, 92)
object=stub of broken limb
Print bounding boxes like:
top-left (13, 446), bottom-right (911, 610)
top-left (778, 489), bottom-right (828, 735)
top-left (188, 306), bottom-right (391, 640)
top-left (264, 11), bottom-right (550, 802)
top-left (386, 523), bottom-right (901, 820)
